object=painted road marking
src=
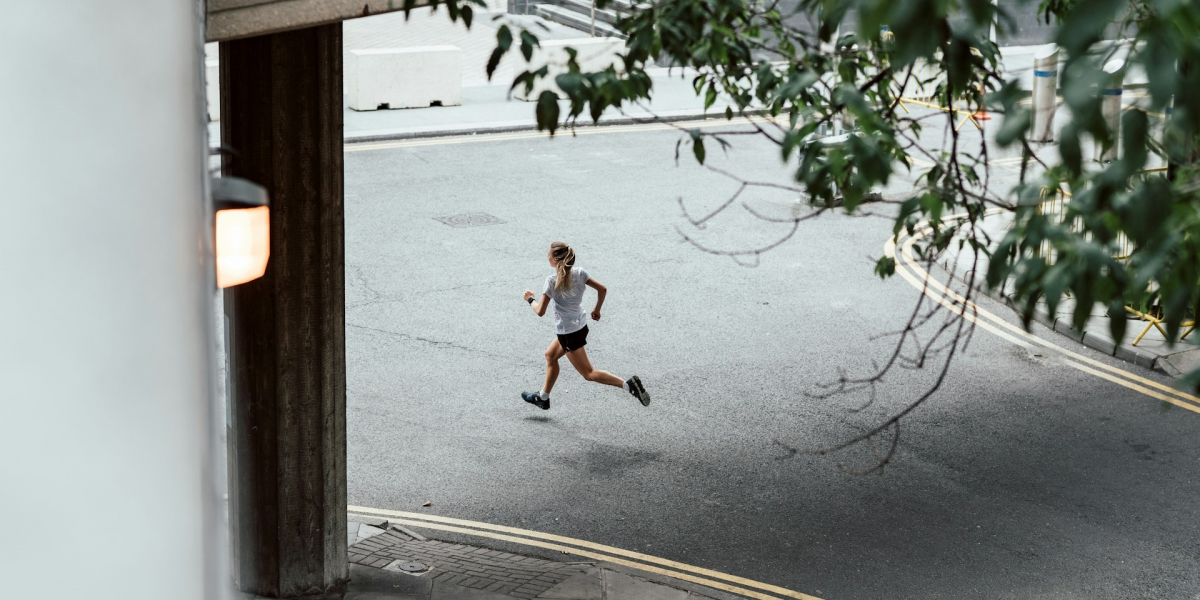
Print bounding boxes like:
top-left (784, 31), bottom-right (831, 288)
top-left (348, 505), bottom-right (823, 600)
top-left (888, 220), bottom-right (1200, 413)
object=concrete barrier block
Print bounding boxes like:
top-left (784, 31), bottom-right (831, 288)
top-left (514, 38), bottom-right (626, 101)
top-left (347, 46), bottom-right (462, 111)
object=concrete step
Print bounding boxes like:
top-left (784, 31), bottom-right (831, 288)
top-left (553, 0), bottom-right (623, 26)
top-left (535, 4), bottom-right (625, 38)
top-left (603, 0), bottom-right (649, 12)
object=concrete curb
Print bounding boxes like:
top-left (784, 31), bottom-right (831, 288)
top-left (341, 107), bottom-right (772, 144)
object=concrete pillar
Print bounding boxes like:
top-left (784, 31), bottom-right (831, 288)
top-left (1098, 58), bottom-right (1125, 163)
top-left (1031, 44), bottom-right (1058, 143)
top-left (219, 23), bottom-right (348, 598)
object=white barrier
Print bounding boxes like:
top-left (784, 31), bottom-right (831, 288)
top-left (1031, 44), bottom-right (1058, 143)
top-left (346, 46), bottom-right (462, 111)
top-left (514, 37), bottom-right (626, 101)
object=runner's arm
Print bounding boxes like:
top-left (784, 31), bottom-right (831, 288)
top-left (523, 290), bottom-right (550, 317)
top-left (585, 278), bottom-right (606, 316)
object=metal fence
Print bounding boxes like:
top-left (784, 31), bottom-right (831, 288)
top-left (1035, 167), bottom-right (1191, 345)
top-left (1036, 168), bottom-right (1167, 263)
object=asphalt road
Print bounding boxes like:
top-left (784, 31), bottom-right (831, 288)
top-left (339, 124), bottom-right (1200, 600)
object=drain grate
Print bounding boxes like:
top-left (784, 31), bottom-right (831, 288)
top-left (384, 559), bottom-right (431, 574)
top-left (434, 212), bottom-right (506, 228)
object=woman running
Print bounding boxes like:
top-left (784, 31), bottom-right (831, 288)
top-left (521, 242), bottom-right (650, 410)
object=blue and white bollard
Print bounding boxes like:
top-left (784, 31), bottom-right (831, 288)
top-left (1031, 44), bottom-right (1059, 143)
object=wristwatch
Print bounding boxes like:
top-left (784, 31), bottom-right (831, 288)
top-left (526, 297), bottom-right (535, 305)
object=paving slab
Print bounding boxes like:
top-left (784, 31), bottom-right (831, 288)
top-left (432, 579), bottom-right (517, 600)
top-left (359, 523), bottom-right (388, 543)
top-left (535, 566), bottom-right (601, 599)
top-left (602, 570), bottom-right (690, 600)
top-left (1158, 348), bottom-right (1200, 378)
top-left (348, 563), bottom-right (434, 600)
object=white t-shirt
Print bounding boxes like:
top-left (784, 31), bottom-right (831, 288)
top-left (543, 266), bottom-right (590, 335)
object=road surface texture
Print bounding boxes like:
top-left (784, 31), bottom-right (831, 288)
top-left (339, 123), bottom-right (1200, 600)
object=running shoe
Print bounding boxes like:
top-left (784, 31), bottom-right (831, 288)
top-left (521, 391), bottom-right (549, 410)
top-left (626, 376), bottom-right (650, 407)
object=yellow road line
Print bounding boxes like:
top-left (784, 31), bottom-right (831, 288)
top-left (1065, 359), bottom-right (1200, 411)
top-left (888, 223), bottom-right (1200, 413)
top-left (348, 505), bottom-right (822, 600)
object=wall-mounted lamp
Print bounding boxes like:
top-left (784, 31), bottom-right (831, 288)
top-left (212, 177), bottom-right (269, 288)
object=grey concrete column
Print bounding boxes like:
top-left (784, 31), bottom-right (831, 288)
top-left (219, 23), bottom-right (348, 599)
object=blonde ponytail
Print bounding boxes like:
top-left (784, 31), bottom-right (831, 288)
top-left (550, 242), bottom-right (575, 291)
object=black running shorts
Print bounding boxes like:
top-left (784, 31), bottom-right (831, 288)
top-left (557, 325), bottom-right (589, 352)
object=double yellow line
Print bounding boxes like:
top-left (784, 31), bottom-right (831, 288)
top-left (889, 217), bottom-right (1200, 413)
top-left (347, 504), bottom-right (824, 600)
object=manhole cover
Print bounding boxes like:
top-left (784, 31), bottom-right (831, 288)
top-left (384, 559), bottom-right (430, 574)
top-left (434, 212), bottom-right (506, 228)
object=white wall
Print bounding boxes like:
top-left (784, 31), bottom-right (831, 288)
top-left (0, 3), bottom-right (217, 600)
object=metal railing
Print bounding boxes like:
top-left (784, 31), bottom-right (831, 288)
top-left (1036, 168), bottom-right (1167, 262)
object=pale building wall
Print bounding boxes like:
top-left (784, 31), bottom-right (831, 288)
top-left (0, 2), bottom-right (219, 600)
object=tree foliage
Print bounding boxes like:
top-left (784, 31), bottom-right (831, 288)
top-left (487, 0), bottom-right (1200, 361)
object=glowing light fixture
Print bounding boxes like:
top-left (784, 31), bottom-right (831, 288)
top-left (212, 177), bottom-right (270, 288)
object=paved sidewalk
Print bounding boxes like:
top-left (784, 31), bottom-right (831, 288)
top-left (206, 10), bottom-right (1130, 147)
top-left (234, 515), bottom-right (734, 600)
top-left (936, 210), bottom-right (1200, 378)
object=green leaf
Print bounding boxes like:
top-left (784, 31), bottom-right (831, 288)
top-left (875, 255), bottom-right (896, 279)
top-left (487, 26), bottom-right (512, 80)
top-left (520, 30), bottom-right (540, 62)
top-left (1120, 109), bottom-right (1149, 171)
top-left (536, 91), bottom-right (560, 134)
top-left (996, 109), bottom-right (1031, 147)
top-left (1060, 125), bottom-right (1082, 176)
top-left (689, 129), bottom-right (705, 164)
top-left (556, 72), bottom-right (584, 97)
